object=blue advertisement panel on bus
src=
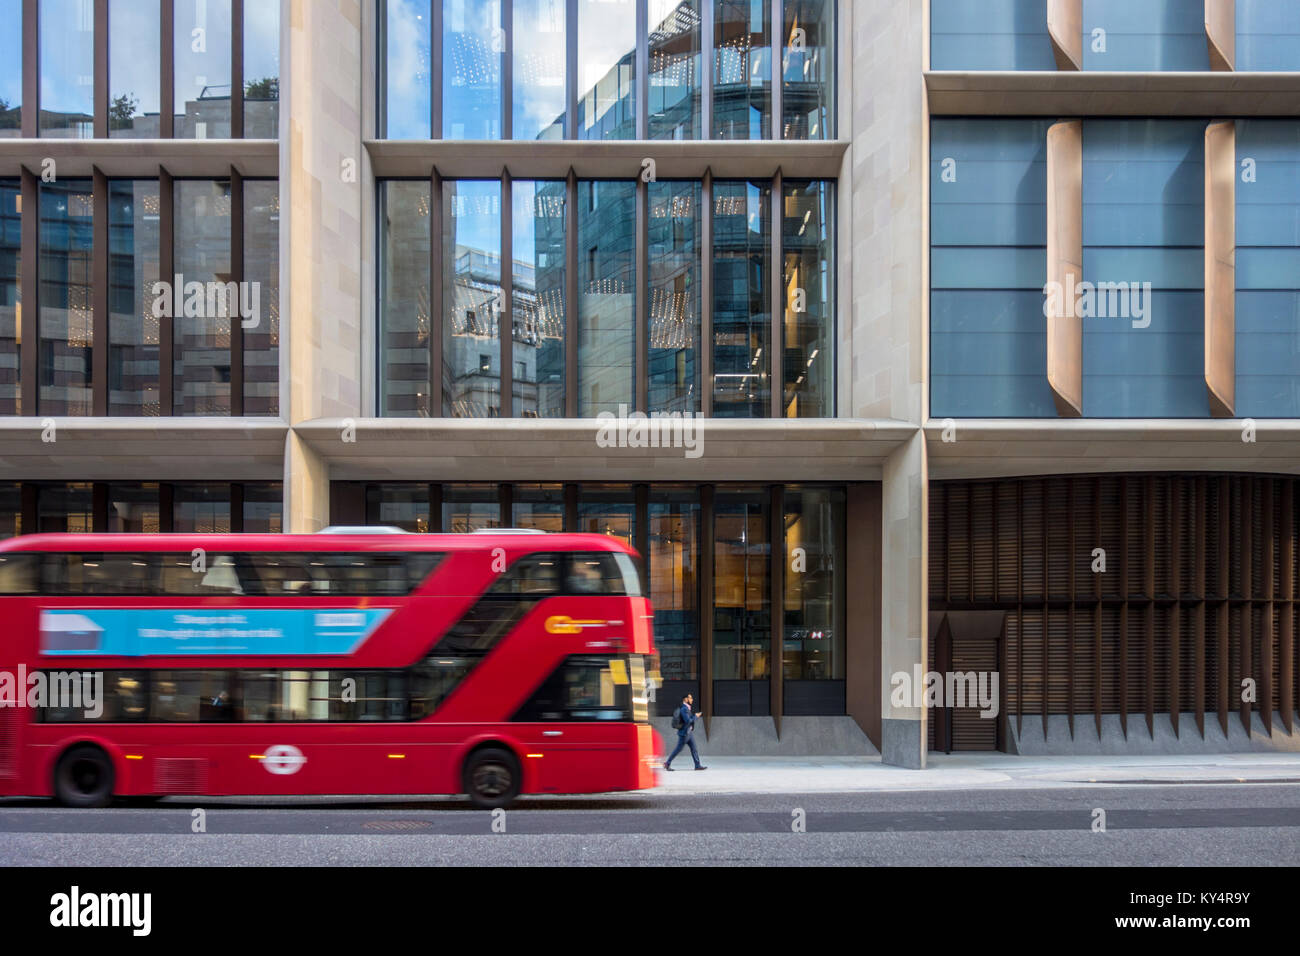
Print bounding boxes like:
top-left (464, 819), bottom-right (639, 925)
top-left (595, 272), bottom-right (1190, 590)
top-left (38, 608), bottom-right (393, 656)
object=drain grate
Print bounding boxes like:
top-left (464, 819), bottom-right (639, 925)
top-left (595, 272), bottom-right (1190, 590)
top-left (362, 819), bottom-right (434, 831)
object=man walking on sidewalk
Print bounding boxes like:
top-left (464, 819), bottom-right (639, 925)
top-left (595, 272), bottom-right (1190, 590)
top-left (664, 693), bottom-right (707, 771)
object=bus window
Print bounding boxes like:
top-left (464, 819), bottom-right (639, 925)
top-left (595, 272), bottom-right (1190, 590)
top-left (512, 656), bottom-right (634, 722)
top-left (565, 552), bottom-right (637, 595)
top-left (0, 553), bottom-right (38, 594)
top-left (241, 553), bottom-right (443, 596)
top-left (158, 554), bottom-right (244, 595)
top-left (40, 553), bottom-right (160, 595)
top-left (492, 553), bottom-right (563, 595)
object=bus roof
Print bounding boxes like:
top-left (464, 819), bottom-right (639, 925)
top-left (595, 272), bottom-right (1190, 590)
top-left (0, 532), bottom-right (640, 556)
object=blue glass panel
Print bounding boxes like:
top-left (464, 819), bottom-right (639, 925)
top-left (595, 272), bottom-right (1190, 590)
top-left (1082, 291), bottom-right (1206, 416)
top-left (932, 248), bottom-right (1046, 290)
top-left (1081, 120), bottom-right (1206, 416)
top-left (931, 119), bottom-right (1049, 246)
top-left (929, 0), bottom-right (1056, 70)
top-left (1081, 0), bottom-right (1208, 71)
top-left (930, 118), bottom-right (1053, 417)
top-left (1235, 121), bottom-right (1300, 416)
top-left (1237, 0), bottom-right (1300, 71)
top-left (930, 293), bottom-right (1055, 417)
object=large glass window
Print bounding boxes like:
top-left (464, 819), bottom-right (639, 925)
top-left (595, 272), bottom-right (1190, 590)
top-left (512, 483), bottom-right (565, 531)
top-left (244, 0), bottom-right (280, 138)
top-left (378, 172), bottom-right (835, 420)
top-left (108, 180), bottom-right (161, 416)
top-left (713, 487), bottom-right (769, 683)
top-left (173, 179), bottom-right (233, 415)
top-left (649, 486), bottom-right (700, 690)
top-left (243, 483), bottom-right (282, 532)
top-left (929, 0), bottom-right (1056, 71)
top-left (1238, 1), bottom-right (1300, 71)
top-left (780, 180), bottom-right (832, 417)
top-left (1081, 0), bottom-right (1208, 72)
top-left (649, 0), bottom-right (702, 141)
top-left (109, 0), bottom-right (161, 138)
top-left (513, 0), bottom-right (566, 141)
top-left (930, 119), bottom-right (1054, 417)
top-left (174, 0), bottom-right (233, 139)
top-left (39, 0), bottom-right (94, 137)
top-left (1236, 121), bottom-right (1300, 417)
top-left (108, 482), bottom-right (160, 533)
top-left (648, 180), bottom-right (701, 413)
top-left (173, 483), bottom-right (231, 533)
top-left (442, 482), bottom-right (501, 532)
top-left (379, 180), bottom-right (432, 417)
top-left (367, 482), bottom-right (430, 532)
top-left (443, 0), bottom-right (502, 139)
top-left (39, 179), bottom-right (94, 416)
top-left (712, 180), bottom-right (770, 417)
top-left (512, 180), bottom-right (566, 418)
top-left (443, 180), bottom-right (503, 417)
top-left (0, 0), bottom-right (20, 137)
top-left (781, 0), bottom-right (833, 140)
top-left (781, 485), bottom-right (843, 681)
top-left (0, 179), bottom-right (18, 414)
top-left (713, 0), bottom-right (770, 140)
top-left (384, 0), bottom-right (433, 139)
top-left (578, 181), bottom-right (635, 416)
top-left (243, 180), bottom-right (279, 415)
top-left (0, 483), bottom-right (18, 538)
top-left (1082, 120), bottom-right (1206, 416)
top-left (577, 484), bottom-right (635, 546)
top-left (38, 482), bottom-right (93, 532)
top-left (578, 0), bottom-right (636, 141)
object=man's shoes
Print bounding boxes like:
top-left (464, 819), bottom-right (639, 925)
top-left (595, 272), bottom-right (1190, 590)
top-left (694, 766), bottom-right (708, 771)
top-left (662, 764), bottom-right (673, 771)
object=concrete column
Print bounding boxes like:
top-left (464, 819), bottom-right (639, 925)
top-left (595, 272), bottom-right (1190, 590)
top-left (845, 0), bottom-right (926, 766)
top-left (285, 431), bottom-right (330, 533)
top-left (880, 431), bottom-right (927, 768)
top-left (283, 0), bottom-right (367, 530)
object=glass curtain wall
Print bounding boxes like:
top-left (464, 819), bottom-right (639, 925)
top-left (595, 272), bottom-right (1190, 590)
top-left (930, 118), bottom-right (1054, 417)
top-left (108, 180), bottom-right (161, 416)
top-left (39, 179), bottom-right (94, 415)
top-left (512, 180), bottom-right (566, 417)
top-left (443, 180), bottom-right (504, 417)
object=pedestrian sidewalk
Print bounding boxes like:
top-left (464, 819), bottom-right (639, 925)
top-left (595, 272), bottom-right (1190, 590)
top-left (650, 752), bottom-right (1300, 794)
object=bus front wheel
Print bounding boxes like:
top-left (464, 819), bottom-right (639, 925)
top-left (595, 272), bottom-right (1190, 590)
top-left (463, 747), bottom-right (521, 809)
top-left (54, 744), bottom-right (115, 808)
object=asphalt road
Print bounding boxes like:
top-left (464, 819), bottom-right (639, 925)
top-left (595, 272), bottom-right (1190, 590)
top-left (2, 784), bottom-right (1298, 866)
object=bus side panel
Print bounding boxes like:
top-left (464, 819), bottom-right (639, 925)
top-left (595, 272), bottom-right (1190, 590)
top-left (511, 723), bottom-right (652, 794)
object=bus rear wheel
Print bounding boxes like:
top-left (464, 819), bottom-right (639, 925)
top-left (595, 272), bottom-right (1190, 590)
top-left (463, 747), bottom-right (521, 809)
top-left (54, 745), bottom-right (115, 808)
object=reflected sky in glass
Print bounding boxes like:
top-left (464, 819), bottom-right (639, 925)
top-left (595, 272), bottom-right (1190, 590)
top-left (578, 0), bottom-right (635, 140)
top-left (443, 0), bottom-right (501, 139)
top-left (386, 0), bottom-right (431, 138)
top-left (109, 0), bottom-right (160, 137)
top-left (512, 0), bottom-right (565, 140)
top-left (174, 0), bottom-right (232, 138)
top-left (0, 0), bottom-right (23, 132)
top-left (40, 0), bottom-right (94, 137)
top-left (244, 0), bottom-right (280, 137)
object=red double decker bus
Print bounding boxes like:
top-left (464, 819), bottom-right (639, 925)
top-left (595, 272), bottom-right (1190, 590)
top-left (0, 530), bottom-right (660, 808)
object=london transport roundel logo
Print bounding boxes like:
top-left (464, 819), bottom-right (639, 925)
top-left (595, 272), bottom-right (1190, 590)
top-left (262, 745), bottom-right (307, 775)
